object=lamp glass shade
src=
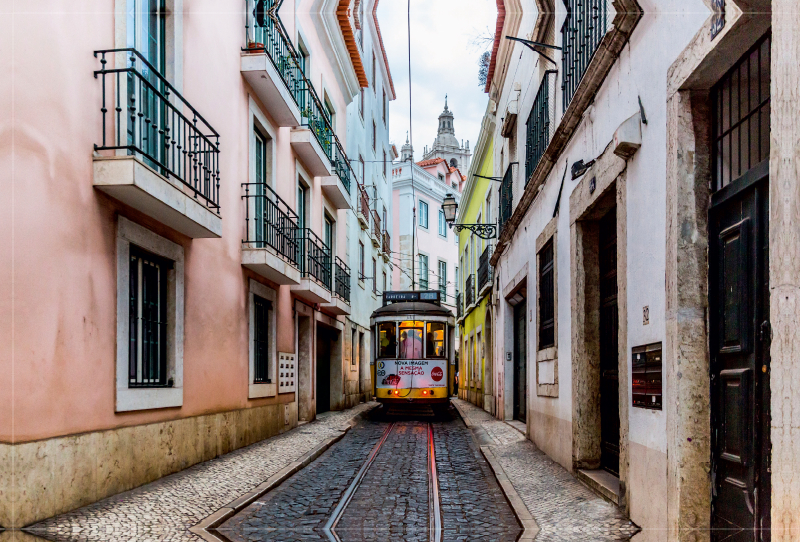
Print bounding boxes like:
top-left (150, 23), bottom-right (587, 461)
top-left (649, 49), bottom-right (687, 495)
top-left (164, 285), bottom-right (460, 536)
top-left (441, 194), bottom-right (458, 223)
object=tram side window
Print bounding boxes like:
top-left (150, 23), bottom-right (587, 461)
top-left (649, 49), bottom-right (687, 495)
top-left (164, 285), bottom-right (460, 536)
top-left (378, 322), bottom-right (397, 358)
top-left (398, 321), bottom-right (424, 359)
top-left (426, 322), bottom-right (446, 358)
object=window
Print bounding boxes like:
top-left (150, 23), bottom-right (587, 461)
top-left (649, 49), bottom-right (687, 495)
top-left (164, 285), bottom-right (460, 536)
top-left (438, 260), bottom-right (447, 296)
top-left (382, 89), bottom-right (387, 123)
top-left (359, 88), bottom-right (364, 118)
top-left (426, 322), bottom-right (446, 358)
top-left (561, 0), bottom-right (609, 109)
top-left (399, 320), bottom-right (424, 358)
top-left (372, 258), bottom-right (377, 294)
top-left (297, 183), bottom-right (308, 230)
top-left (372, 121), bottom-right (376, 151)
top-left (438, 210), bottom-right (447, 237)
top-left (297, 37), bottom-right (310, 76)
top-left (485, 192), bottom-right (492, 225)
top-left (538, 240), bottom-right (555, 349)
top-left (129, 246), bottom-right (169, 388)
top-left (418, 200), bottom-right (429, 228)
top-left (359, 155), bottom-right (365, 183)
top-left (382, 207), bottom-right (387, 230)
top-left (324, 215), bottom-right (334, 253)
top-left (372, 53), bottom-right (377, 94)
top-left (383, 271), bottom-right (387, 293)
top-left (116, 217), bottom-right (183, 412)
top-left (419, 254), bottom-right (429, 289)
top-left (351, 329), bottom-right (357, 366)
top-left (438, 173), bottom-right (445, 182)
top-left (383, 150), bottom-right (387, 177)
top-left (378, 322), bottom-right (397, 358)
top-left (359, 241), bottom-right (365, 280)
top-left (253, 295), bottom-right (271, 383)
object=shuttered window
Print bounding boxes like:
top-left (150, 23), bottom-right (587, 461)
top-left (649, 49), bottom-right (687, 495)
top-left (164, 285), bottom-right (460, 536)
top-left (538, 240), bottom-right (555, 349)
top-left (129, 246), bottom-right (170, 387)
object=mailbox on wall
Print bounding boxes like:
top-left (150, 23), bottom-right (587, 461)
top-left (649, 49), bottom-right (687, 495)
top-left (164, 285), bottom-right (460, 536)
top-left (632, 342), bottom-right (662, 410)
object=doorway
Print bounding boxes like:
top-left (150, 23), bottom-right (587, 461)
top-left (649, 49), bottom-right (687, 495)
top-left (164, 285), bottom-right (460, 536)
top-left (709, 170), bottom-right (770, 539)
top-left (599, 208), bottom-right (620, 476)
top-left (316, 327), bottom-right (335, 414)
top-left (513, 299), bottom-right (527, 422)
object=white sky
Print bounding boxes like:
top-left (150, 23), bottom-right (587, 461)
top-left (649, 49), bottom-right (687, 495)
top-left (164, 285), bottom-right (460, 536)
top-left (377, 0), bottom-right (498, 163)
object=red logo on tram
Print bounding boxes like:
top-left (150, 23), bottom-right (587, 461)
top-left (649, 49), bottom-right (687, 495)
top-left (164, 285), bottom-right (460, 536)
top-left (431, 367), bottom-right (443, 382)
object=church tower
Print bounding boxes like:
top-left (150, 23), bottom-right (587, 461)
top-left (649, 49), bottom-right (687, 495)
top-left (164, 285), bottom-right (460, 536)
top-left (400, 133), bottom-right (414, 162)
top-left (422, 96), bottom-right (472, 171)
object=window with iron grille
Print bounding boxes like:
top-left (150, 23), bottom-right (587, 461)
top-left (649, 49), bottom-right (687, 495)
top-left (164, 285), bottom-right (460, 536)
top-left (538, 240), bottom-right (555, 349)
top-left (561, 0), bottom-right (609, 110)
top-left (711, 33), bottom-right (771, 192)
top-left (253, 295), bottom-right (272, 383)
top-left (498, 163), bottom-right (515, 234)
top-left (525, 71), bottom-right (557, 183)
top-left (419, 254), bottom-right (429, 289)
top-left (129, 246), bottom-right (170, 387)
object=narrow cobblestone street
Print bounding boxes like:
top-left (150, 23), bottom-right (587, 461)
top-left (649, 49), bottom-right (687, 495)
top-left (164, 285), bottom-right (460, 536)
top-left (9, 399), bottom-right (649, 542)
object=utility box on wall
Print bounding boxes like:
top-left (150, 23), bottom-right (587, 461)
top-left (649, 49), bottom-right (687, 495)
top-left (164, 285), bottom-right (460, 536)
top-left (632, 342), bottom-right (662, 410)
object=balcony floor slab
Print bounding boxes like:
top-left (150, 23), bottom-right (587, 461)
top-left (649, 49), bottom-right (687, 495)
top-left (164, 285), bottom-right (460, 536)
top-left (320, 176), bottom-right (351, 210)
top-left (290, 129), bottom-right (332, 177)
top-left (241, 53), bottom-right (302, 127)
top-left (291, 278), bottom-right (332, 304)
top-left (321, 297), bottom-right (351, 315)
top-left (242, 248), bottom-right (301, 285)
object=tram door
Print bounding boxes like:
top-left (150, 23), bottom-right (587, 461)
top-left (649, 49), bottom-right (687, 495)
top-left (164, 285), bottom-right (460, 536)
top-left (513, 300), bottom-right (527, 422)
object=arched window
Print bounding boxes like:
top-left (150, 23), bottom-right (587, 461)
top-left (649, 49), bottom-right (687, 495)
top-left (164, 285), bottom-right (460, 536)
top-left (450, 158), bottom-right (458, 168)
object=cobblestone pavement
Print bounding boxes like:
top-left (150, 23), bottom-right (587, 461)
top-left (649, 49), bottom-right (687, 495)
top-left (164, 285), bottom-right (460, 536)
top-left (218, 408), bottom-right (522, 542)
top-left (27, 404), bottom-right (376, 542)
top-left (453, 398), bottom-right (640, 541)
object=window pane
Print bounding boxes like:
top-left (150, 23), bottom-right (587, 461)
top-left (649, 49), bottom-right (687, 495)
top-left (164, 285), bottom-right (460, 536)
top-left (254, 295), bottom-right (271, 383)
top-left (427, 322), bottom-right (446, 358)
top-left (378, 322), bottom-right (397, 358)
top-left (399, 321), bottom-right (424, 358)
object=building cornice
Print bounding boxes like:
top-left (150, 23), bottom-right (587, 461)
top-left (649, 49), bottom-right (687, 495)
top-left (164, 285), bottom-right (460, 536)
top-left (487, 0), bottom-right (522, 98)
top-left (371, 0), bottom-right (396, 100)
top-left (490, 0), bottom-right (643, 267)
top-left (337, 0), bottom-right (369, 87)
top-left (319, 0), bottom-right (362, 98)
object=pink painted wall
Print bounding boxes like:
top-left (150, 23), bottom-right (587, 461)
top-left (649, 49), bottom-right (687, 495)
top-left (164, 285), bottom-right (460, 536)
top-left (1, 0), bottom-right (352, 443)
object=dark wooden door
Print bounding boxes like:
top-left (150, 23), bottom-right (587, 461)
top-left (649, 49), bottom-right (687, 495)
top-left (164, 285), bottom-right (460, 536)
top-left (599, 209), bottom-right (620, 476)
top-left (513, 300), bottom-right (527, 422)
top-left (710, 172), bottom-right (770, 541)
top-left (316, 329), bottom-right (332, 414)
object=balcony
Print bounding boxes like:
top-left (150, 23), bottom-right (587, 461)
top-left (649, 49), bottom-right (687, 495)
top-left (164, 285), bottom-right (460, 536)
top-left (465, 274), bottom-right (475, 309)
top-left (320, 145), bottom-right (353, 210)
top-left (93, 49), bottom-right (222, 239)
top-left (478, 245), bottom-right (493, 296)
top-left (371, 210), bottom-right (381, 247)
top-left (382, 231), bottom-right (391, 262)
top-left (290, 126), bottom-right (332, 177)
top-left (241, 14), bottom-right (303, 127)
top-left (498, 163), bottom-right (516, 236)
top-left (290, 228), bottom-right (332, 304)
top-left (561, 0), bottom-right (609, 109)
top-left (322, 257), bottom-right (351, 315)
top-left (357, 184), bottom-right (370, 230)
top-left (456, 292), bottom-right (463, 320)
top-left (241, 182), bottom-right (301, 285)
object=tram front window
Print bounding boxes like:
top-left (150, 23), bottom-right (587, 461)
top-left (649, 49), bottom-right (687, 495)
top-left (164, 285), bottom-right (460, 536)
top-left (398, 321), bottom-right (424, 359)
top-left (378, 322), bottom-right (397, 358)
top-left (426, 322), bottom-right (446, 358)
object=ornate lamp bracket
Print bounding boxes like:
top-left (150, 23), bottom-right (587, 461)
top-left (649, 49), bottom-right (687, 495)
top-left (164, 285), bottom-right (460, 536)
top-left (451, 223), bottom-right (497, 240)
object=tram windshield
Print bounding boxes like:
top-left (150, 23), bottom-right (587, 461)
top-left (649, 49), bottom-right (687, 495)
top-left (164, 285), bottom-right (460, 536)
top-left (398, 321), bottom-right (424, 358)
top-left (378, 322), bottom-right (397, 358)
top-left (426, 322), bottom-right (446, 358)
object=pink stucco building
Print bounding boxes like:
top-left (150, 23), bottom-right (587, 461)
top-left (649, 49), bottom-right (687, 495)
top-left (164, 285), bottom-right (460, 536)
top-left (0, 0), bottom-right (389, 528)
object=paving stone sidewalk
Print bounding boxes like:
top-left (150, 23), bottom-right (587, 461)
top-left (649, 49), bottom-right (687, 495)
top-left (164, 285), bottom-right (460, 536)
top-left (27, 403), bottom-right (376, 542)
top-left (452, 398), bottom-right (639, 542)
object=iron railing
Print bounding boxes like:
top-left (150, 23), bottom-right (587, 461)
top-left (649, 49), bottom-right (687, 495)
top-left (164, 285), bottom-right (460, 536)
top-left (561, 0), bottom-right (609, 110)
top-left (499, 163), bottom-right (516, 235)
top-left (242, 182), bottom-right (300, 266)
top-left (94, 49), bottom-right (221, 212)
top-left (478, 245), bottom-right (493, 292)
top-left (525, 70), bottom-right (557, 183)
top-left (382, 230), bottom-right (391, 255)
top-left (372, 210), bottom-right (382, 240)
top-left (359, 184), bottom-right (370, 220)
top-left (456, 292), bottom-right (463, 318)
top-left (465, 274), bottom-right (475, 308)
top-left (297, 228), bottom-right (332, 290)
top-left (334, 256), bottom-right (351, 303)
top-left (246, 1), bottom-right (356, 191)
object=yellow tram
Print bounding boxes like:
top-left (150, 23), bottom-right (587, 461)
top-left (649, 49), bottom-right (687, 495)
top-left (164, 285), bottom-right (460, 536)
top-left (370, 291), bottom-right (456, 412)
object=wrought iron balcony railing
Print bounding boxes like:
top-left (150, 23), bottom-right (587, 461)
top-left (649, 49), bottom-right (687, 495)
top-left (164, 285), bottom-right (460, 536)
top-left (499, 163), bottom-right (516, 235)
top-left (372, 210), bottom-right (382, 240)
top-left (334, 256), bottom-right (351, 303)
top-left (478, 245), bottom-right (493, 293)
top-left (359, 184), bottom-right (370, 219)
top-left (456, 292), bottom-right (463, 319)
top-left (94, 49), bottom-right (221, 212)
top-left (465, 274), bottom-right (475, 308)
top-left (561, 0), bottom-right (609, 109)
top-left (297, 228), bottom-right (332, 290)
top-left (247, 2), bottom-right (356, 191)
top-left (242, 182), bottom-right (300, 267)
top-left (525, 70), bottom-right (557, 183)
top-left (382, 230), bottom-right (391, 255)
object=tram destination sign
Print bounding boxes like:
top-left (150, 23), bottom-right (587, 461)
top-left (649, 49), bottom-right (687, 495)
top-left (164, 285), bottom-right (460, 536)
top-left (383, 290), bottom-right (441, 305)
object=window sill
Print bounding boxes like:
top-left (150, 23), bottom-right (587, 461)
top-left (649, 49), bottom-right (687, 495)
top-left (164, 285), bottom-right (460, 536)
top-left (249, 382), bottom-right (277, 399)
top-left (359, 280), bottom-right (366, 290)
top-left (116, 387), bottom-right (183, 412)
top-left (537, 347), bottom-right (557, 362)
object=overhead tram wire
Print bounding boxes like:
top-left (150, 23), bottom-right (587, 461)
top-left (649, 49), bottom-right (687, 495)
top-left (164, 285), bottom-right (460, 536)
top-left (407, 0), bottom-right (417, 291)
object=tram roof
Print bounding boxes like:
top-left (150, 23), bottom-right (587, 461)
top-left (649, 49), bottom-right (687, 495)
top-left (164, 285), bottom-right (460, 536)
top-left (371, 301), bottom-right (453, 318)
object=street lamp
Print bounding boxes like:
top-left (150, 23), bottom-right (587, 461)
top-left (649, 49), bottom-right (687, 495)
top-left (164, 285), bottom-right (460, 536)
top-left (441, 193), bottom-right (497, 240)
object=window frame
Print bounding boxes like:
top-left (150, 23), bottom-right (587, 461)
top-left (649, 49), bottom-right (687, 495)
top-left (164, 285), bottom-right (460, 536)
top-left (249, 279), bottom-right (278, 398)
top-left (438, 209), bottom-right (447, 238)
top-left (116, 217), bottom-right (184, 412)
top-left (418, 253), bottom-right (429, 289)
top-left (438, 260), bottom-right (447, 296)
top-left (535, 217), bottom-right (559, 397)
top-left (418, 199), bottom-right (429, 229)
